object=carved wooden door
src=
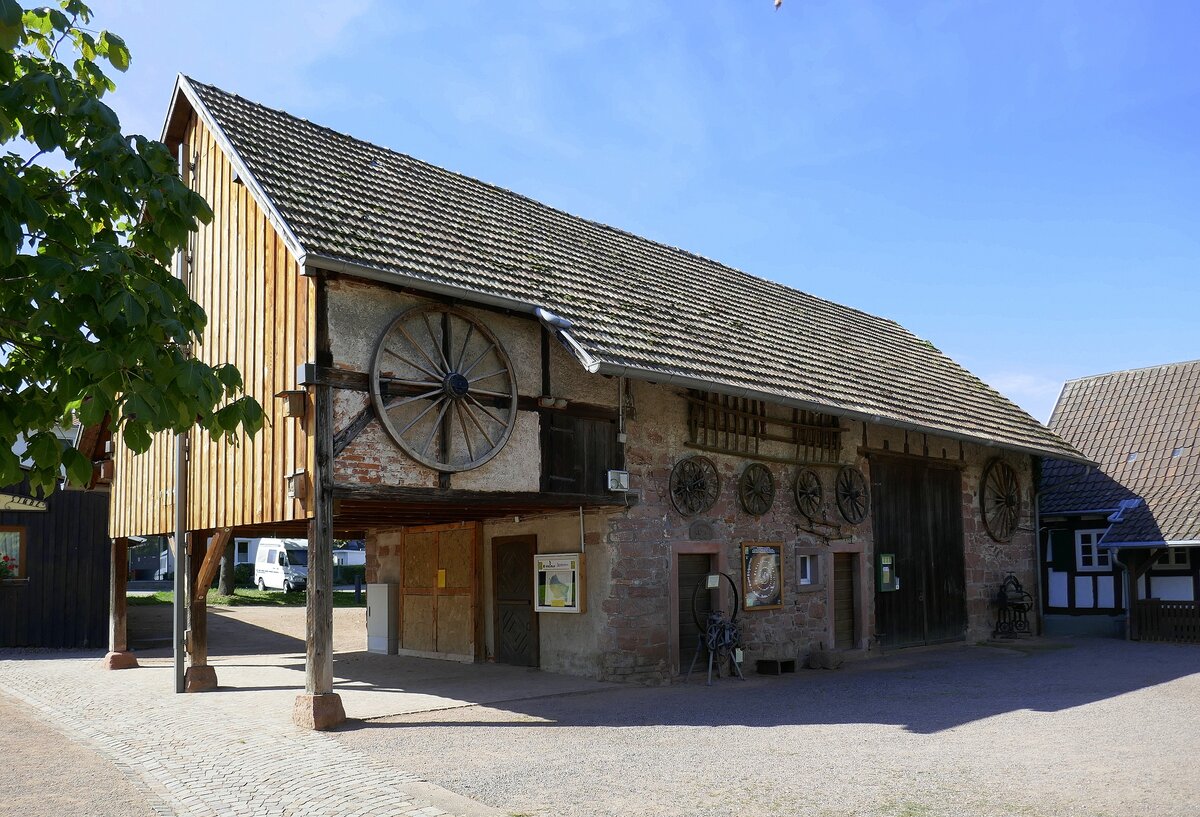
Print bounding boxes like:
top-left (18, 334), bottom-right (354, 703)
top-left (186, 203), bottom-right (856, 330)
top-left (493, 536), bottom-right (538, 667)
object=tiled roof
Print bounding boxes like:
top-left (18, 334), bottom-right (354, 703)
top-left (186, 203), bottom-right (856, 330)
top-left (176, 76), bottom-right (1083, 462)
top-left (1041, 360), bottom-right (1200, 544)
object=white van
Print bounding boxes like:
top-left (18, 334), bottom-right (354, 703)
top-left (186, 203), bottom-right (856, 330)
top-left (254, 538), bottom-right (308, 593)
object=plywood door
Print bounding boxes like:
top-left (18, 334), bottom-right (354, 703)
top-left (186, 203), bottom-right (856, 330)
top-left (399, 525), bottom-right (477, 658)
top-left (436, 527), bottom-right (474, 656)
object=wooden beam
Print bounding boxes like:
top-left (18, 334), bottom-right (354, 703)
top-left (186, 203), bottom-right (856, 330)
top-left (294, 284), bottom-right (346, 728)
top-left (193, 527), bottom-right (232, 604)
top-left (110, 538), bottom-right (129, 653)
top-left (331, 483), bottom-right (631, 508)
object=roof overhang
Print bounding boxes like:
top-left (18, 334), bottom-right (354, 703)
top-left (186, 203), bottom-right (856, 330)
top-left (162, 74), bottom-right (307, 266)
top-left (1100, 540), bottom-right (1200, 549)
top-left (303, 253), bottom-right (1089, 464)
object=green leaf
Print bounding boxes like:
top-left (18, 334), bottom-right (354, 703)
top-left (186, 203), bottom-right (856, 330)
top-left (122, 421), bottom-right (151, 453)
top-left (0, 0), bottom-right (22, 51)
top-left (98, 30), bottom-right (129, 71)
top-left (61, 445), bottom-right (93, 487)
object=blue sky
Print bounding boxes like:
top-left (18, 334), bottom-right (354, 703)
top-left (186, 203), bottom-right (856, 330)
top-left (94, 0), bottom-right (1199, 422)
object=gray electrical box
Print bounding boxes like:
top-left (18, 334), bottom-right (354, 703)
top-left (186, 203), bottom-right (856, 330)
top-left (366, 583), bottom-right (398, 654)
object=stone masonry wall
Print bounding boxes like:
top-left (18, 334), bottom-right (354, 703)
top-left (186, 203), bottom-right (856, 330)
top-left (597, 380), bottom-right (1038, 684)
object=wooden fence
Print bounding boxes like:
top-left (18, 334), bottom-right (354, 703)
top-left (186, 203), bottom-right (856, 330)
top-left (1134, 599), bottom-right (1200, 644)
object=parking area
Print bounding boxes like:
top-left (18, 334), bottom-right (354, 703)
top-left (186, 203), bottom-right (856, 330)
top-left (1, 606), bottom-right (1198, 817)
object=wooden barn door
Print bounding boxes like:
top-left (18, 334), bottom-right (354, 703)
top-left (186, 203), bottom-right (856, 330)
top-left (676, 552), bottom-right (716, 674)
top-left (872, 457), bottom-right (966, 648)
top-left (400, 524), bottom-right (478, 659)
top-left (833, 553), bottom-right (857, 649)
top-left (492, 536), bottom-right (538, 667)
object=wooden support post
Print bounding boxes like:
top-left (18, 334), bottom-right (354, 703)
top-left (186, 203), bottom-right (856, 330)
top-left (184, 531), bottom-right (217, 691)
top-left (194, 528), bottom-right (233, 603)
top-left (293, 377), bottom-right (345, 730)
top-left (100, 537), bottom-right (138, 670)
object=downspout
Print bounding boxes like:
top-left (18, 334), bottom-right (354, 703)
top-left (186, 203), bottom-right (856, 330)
top-left (1033, 492), bottom-right (1044, 636)
top-left (173, 433), bottom-right (188, 693)
top-left (1111, 549), bottom-right (1132, 641)
top-left (172, 144), bottom-right (190, 694)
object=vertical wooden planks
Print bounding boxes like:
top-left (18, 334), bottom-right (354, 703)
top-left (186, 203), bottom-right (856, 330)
top-left (107, 106), bottom-right (310, 538)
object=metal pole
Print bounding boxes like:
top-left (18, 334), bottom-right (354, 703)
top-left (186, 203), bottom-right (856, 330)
top-left (173, 144), bottom-right (191, 694)
top-left (173, 433), bottom-right (187, 693)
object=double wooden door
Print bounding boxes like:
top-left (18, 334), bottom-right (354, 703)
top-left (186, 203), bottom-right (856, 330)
top-left (872, 457), bottom-right (966, 648)
top-left (400, 524), bottom-right (476, 659)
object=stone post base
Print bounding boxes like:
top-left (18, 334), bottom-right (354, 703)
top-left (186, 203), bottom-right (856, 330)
top-left (99, 651), bottom-right (139, 670)
top-left (184, 665), bottom-right (218, 692)
top-left (293, 693), bottom-right (346, 731)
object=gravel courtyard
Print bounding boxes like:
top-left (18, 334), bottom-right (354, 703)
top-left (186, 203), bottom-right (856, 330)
top-left (337, 639), bottom-right (1200, 817)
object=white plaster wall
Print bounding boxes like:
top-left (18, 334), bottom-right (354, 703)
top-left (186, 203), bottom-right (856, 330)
top-left (451, 410), bottom-right (540, 492)
top-left (1075, 575), bottom-right (1095, 608)
top-left (548, 337), bottom-right (618, 407)
top-left (1047, 571), bottom-right (1069, 607)
top-left (481, 512), bottom-right (611, 678)
top-left (326, 279), bottom-right (618, 492)
top-left (1146, 575), bottom-right (1195, 601)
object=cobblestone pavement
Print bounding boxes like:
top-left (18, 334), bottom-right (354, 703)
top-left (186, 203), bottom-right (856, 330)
top-left (0, 651), bottom-right (498, 817)
top-left (339, 639), bottom-right (1200, 817)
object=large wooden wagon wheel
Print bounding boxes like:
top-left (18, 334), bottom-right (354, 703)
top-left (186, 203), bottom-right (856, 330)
top-left (370, 304), bottom-right (518, 472)
top-left (738, 463), bottom-right (775, 516)
top-left (670, 456), bottom-right (720, 516)
top-left (793, 468), bottom-right (823, 521)
top-left (835, 465), bottom-right (870, 525)
top-left (980, 458), bottom-right (1021, 542)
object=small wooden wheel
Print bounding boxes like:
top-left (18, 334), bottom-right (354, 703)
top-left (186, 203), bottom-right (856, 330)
top-left (835, 465), bottom-right (870, 525)
top-left (670, 456), bottom-right (720, 516)
top-left (738, 463), bottom-right (775, 516)
top-left (793, 468), bottom-right (823, 520)
top-left (370, 304), bottom-right (518, 472)
top-left (981, 458), bottom-right (1021, 542)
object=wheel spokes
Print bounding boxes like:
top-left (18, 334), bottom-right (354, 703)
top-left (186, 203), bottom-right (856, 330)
top-left (395, 323), bottom-right (446, 377)
top-left (418, 398), bottom-right (454, 456)
top-left (383, 345), bottom-right (442, 381)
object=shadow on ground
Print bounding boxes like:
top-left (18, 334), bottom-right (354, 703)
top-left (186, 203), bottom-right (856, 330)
top-left (33, 604), bottom-right (1199, 735)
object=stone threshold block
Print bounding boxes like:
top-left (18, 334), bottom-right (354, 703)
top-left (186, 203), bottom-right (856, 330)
top-left (98, 651), bottom-right (139, 670)
top-left (184, 665), bottom-right (218, 692)
top-left (293, 692), bottom-right (346, 730)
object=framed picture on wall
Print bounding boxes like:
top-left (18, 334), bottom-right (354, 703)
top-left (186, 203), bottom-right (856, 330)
top-left (533, 553), bottom-right (586, 613)
top-left (742, 542), bottom-right (783, 610)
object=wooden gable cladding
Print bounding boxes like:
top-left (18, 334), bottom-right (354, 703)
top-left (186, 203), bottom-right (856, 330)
top-left (108, 111), bottom-right (314, 537)
top-left (110, 429), bottom-right (176, 537)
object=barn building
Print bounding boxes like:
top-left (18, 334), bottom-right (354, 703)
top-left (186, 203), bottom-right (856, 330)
top-left (103, 76), bottom-right (1083, 729)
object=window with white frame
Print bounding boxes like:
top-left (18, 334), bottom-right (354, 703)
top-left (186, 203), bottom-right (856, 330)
top-left (1076, 530), bottom-right (1111, 572)
top-left (797, 553), bottom-right (817, 586)
top-left (1154, 547), bottom-right (1191, 570)
top-left (235, 540), bottom-right (251, 564)
top-left (0, 526), bottom-right (27, 579)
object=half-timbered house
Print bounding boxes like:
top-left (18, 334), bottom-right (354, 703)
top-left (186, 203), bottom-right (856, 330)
top-left (1039, 361), bottom-right (1200, 642)
top-left (103, 75), bottom-right (1084, 729)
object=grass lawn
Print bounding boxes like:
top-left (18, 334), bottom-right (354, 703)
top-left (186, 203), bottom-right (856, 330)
top-left (127, 588), bottom-right (365, 607)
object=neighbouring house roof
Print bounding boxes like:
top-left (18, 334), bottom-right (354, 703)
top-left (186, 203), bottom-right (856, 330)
top-left (1041, 360), bottom-right (1200, 545)
top-left (164, 75), bottom-right (1084, 463)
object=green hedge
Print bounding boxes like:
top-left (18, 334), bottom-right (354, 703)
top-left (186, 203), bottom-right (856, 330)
top-left (234, 563), bottom-right (255, 587)
top-left (335, 564), bottom-right (366, 586)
